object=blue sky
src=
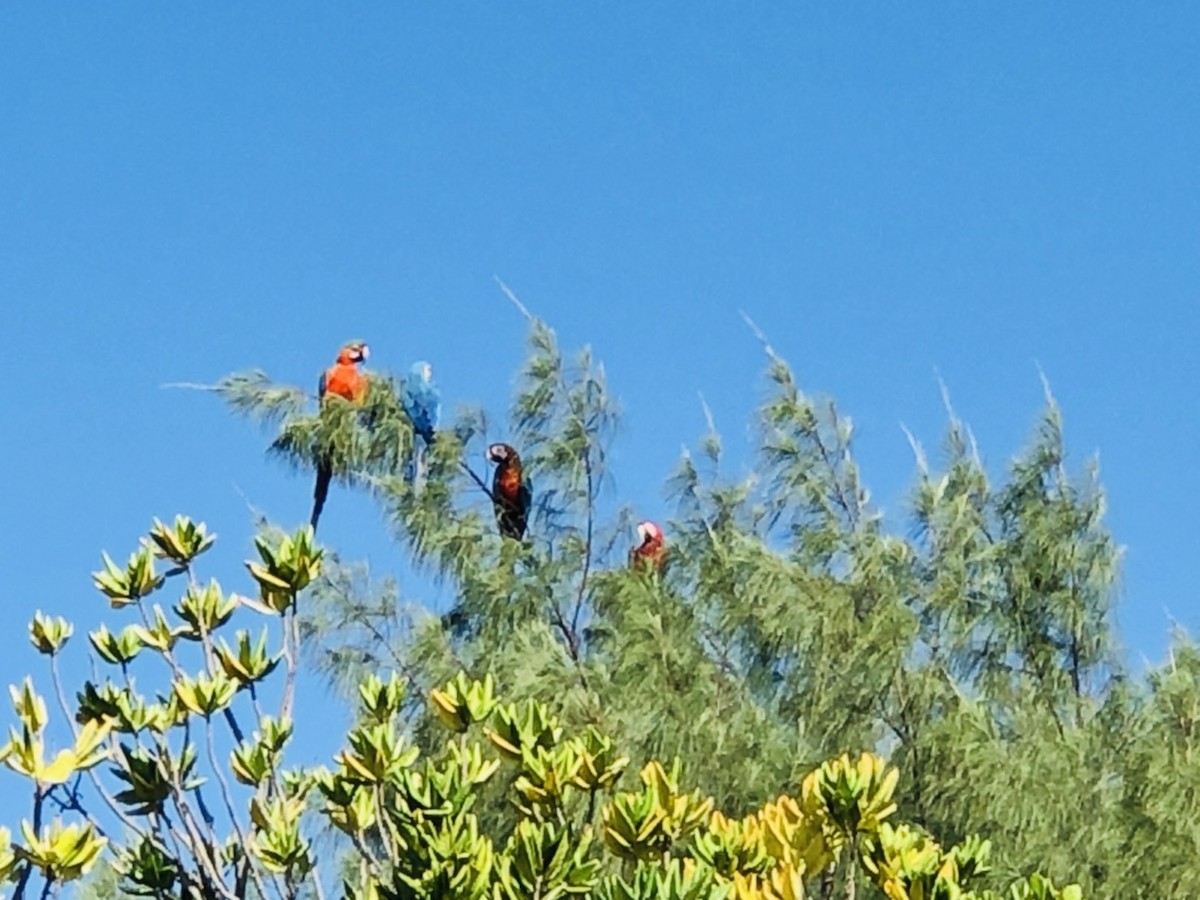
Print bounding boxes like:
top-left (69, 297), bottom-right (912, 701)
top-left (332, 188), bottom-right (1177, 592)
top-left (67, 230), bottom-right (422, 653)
top-left (2, 3), bottom-right (1198, 817)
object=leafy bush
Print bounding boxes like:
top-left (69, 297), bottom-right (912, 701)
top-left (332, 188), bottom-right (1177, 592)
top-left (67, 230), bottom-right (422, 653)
top-left (0, 517), bottom-right (1082, 900)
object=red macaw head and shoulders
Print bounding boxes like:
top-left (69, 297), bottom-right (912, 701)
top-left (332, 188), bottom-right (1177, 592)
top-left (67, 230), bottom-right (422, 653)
top-left (319, 340), bottom-right (370, 404)
top-left (630, 520), bottom-right (667, 573)
top-left (487, 442), bottom-right (523, 492)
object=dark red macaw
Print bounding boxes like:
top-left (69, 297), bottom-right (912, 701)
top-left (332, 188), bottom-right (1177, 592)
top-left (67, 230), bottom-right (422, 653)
top-left (487, 442), bottom-right (531, 541)
top-left (311, 341), bottom-right (370, 531)
top-left (629, 520), bottom-right (667, 574)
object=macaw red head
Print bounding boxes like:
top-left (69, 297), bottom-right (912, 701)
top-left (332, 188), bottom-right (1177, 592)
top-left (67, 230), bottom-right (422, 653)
top-left (636, 520), bottom-right (663, 547)
top-left (487, 443), bottom-right (519, 465)
top-left (336, 341), bottom-right (370, 365)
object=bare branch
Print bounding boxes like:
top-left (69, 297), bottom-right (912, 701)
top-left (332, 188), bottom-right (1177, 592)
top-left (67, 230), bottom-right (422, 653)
top-left (739, 309), bottom-right (779, 361)
top-left (495, 276), bottom-right (534, 319)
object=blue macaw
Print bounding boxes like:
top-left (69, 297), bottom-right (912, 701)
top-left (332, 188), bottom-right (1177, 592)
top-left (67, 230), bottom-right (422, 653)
top-left (402, 360), bottom-right (440, 480)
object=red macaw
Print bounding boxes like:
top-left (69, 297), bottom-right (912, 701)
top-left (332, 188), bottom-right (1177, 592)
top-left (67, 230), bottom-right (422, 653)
top-left (629, 520), bottom-right (667, 574)
top-left (486, 442), bottom-right (531, 541)
top-left (311, 341), bottom-right (370, 531)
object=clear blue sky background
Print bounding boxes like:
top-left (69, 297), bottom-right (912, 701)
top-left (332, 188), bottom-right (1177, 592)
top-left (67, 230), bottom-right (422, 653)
top-left (2, 3), bottom-right (1198, 827)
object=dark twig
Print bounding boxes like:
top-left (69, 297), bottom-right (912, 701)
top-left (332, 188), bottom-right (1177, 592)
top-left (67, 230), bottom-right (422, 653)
top-left (13, 787), bottom-right (45, 900)
top-left (460, 461), bottom-right (497, 504)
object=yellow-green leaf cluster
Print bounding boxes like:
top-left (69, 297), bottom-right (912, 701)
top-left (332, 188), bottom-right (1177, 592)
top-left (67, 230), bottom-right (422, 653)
top-left (92, 547), bottom-right (164, 607)
top-left (29, 612), bottom-right (72, 656)
top-left (147, 515), bottom-right (215, 567)
top-left (431, 672), bottom-right (497, 733)
top-left (16, 819), bottom-right (106, 883)
top-left (1, 680), bottom-right (111, 787)
top-left (244, 526), bottom-right (322, 612)
top-left (602, 759), bottom-right (714, 861)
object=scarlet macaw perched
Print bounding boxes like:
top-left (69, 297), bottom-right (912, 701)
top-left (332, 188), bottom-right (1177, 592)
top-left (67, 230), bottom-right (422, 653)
top-left (629, 520), bottom-right (667, 574)
top-left (487, 443), bottom-right (531, 541)
top-left (311, 340), bottom-right (370, 531)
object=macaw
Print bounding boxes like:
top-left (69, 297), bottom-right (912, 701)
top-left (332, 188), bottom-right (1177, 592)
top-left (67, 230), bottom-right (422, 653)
top-left (311, 340), bottom-right (370, 531)
top-left (629, 520), bottom-right (667, 574)
top-left (402, 361), bottom-right (440, 481)
top-left (486, 442), bottom-right (531, 541)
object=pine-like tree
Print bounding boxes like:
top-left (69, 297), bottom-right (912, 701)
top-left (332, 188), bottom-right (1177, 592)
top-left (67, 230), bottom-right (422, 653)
top-left (211, 306), bottom-right (1192, 899)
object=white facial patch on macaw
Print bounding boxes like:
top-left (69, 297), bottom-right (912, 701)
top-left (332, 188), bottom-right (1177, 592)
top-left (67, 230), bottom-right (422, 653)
top-left (359, 344), bottom-right (370, 361)
top-left (422, 363), bottom-right (433, 382)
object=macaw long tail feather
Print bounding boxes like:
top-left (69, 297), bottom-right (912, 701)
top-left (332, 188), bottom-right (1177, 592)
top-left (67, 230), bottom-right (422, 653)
top-left (497, 509), bottom-right (527, 541)
top-left (494, 492), bottom-right (529, 541)
top-left (311, 458), bottom-right (332, 531)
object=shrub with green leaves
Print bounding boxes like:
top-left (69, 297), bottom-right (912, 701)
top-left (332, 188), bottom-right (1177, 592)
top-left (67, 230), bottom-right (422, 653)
top-left (0, 516), bottom-right (1083, 898)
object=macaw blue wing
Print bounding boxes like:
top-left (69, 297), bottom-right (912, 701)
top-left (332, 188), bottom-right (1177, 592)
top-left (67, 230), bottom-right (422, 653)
top-left (317, 370), bottom-right (327, 399)
top-left (402, 362), bottom-right (440, 444)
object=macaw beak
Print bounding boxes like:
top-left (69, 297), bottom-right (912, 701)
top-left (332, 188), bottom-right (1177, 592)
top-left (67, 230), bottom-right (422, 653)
top-left (358, 344), bottom-right (370, 362)
top-left (636, 522), bottom-right (650, 543)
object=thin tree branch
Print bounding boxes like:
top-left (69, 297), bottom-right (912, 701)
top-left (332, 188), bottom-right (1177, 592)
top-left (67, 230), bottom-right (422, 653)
top-left (205, 718), bottom-right (277, 900)
top-left (281, 603), bottom-right (299, 724)
top-left (569, 446), bottom-right (595, 644)
top-left (50, 654), bottom-right (154, 842)
top-left (460, 460), bottom-right (498, 504)
top-left (495, 276), bottom-right (533, 320)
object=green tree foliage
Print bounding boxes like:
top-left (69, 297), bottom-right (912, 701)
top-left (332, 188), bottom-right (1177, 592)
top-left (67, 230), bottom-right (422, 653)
top-left (204, 305), bottom-right (1192, 899)
top-left (6, 307), bottom-right (1193, 898)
